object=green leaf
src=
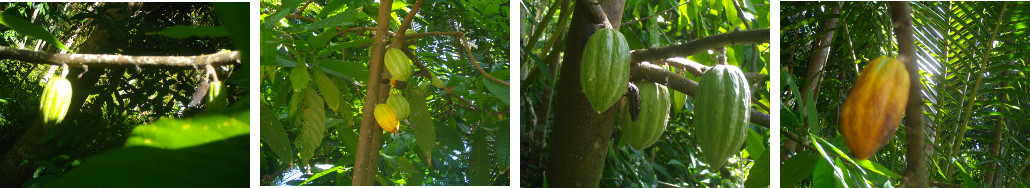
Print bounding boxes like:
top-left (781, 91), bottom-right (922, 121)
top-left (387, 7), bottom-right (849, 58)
top-left (291, 63), bottom-right (310, 92)
top-left (856, 159), bottom-right (901, 178)
top-left (482, 79), bottom-right (509, 105)
top-left (744, 149), bottom-right (770, 188)
top-left (312, 67), bottom-right (341, 112)
top-left (298, 7), bottom-right (359, 31)
top-left (745, 128), bottom-right (766, 160)
top-left (810, 135), bottom-right (849, 188)
top-left (260, 103), bottom-right (293, 163)
top-left (296, 88), bottom-right (326, 165)
top-left (405, 83), bottom-right (437, 165)
top-left (318, 58), bottom-right (369, 83)
top-left (469, 127), bottom-right (490, 185)
top-left (124, 110), bottom-right (249, 150)
top-left (781, 151), bottom-right (818, 187)
top-left (0, 13), bottom-right (70, 52)
top-left (51, 135), bottom-right (247, 187)
top-left (495, 119), bottom-right (510, 171)
top-left (154, 25), bottom-right (229, 39)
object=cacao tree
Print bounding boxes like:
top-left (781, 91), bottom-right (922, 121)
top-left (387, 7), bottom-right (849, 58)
top-left (521, 0), bottom-right (771, 187)
top-left (259, 0), bottom-right (511, 185)
top-left (0, 2), bottom-right (248, 186)
top-left (780, 2), bottom-right (1030, 187)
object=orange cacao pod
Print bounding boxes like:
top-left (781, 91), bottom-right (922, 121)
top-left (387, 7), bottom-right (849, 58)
top-left (840, 56), bottom-right (910, 160)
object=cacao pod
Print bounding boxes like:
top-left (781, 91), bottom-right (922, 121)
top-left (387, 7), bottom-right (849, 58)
top-left (672, 90), bottom-right (686, 112)
top-left (384, 48), bottom-right (412, 81)
top-left (618, 82), bottom-right (670, 150)
top-left (374, 104), bottom-right (399, 133)
top-left (40, 76), bottom-right (73, 128)
top-left (207, 80), bottom-right (228, 112)
top-left (840, 56), bottom-right (910, 160)
top-left (431, 75), bottom-right (445, 89)
top-left (695, 64), bottom-right (751, 169)
top-left (580, 28), bottom-right (630, 113)
top-left (387, 92), bottom-right (410, 120)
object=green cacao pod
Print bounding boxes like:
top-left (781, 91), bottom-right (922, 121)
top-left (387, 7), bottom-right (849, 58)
top-left (374, 104), bottom-right (399, 133)
top-left (671, 90), bottom-right (686, 112)
top-left (40, 76), bottom-right (73, 128)
top-left (695, 64), bottom-right (751, 169)
top-left (207, 80), bottom-right (228, 112)
top-left (387, 92), bottom-right (410, 120)
top-left (431, 75), bottom-right (445, 89)
top-left (384, 48), bottom-right (412, 81)
top-left (580, 28), bottom-right (630, 113)
top-left (618, 82), bottom-right (670, 150)
top-left (840, 56), bottom-right (910, 160)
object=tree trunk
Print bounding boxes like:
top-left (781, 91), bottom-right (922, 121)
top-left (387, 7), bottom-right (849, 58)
top-left (351, 0), bottom-right (393, 185)
top-left (799, 2), bottom-right (839, 114)
top-left (546, 0), bottom-right (624, 187)
top-left (889, 2), bottom-right (928, 187)
top-left (984, 61), bottom-right (1010, 186)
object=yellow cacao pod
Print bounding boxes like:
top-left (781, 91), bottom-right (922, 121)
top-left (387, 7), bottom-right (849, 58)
top-left (374, 104), bottom-right (399, 133)
top-left (384, 48), bottom-right (412, 81)
top-left (840, 56), bottom-right (910, 160)
top-left (40, 76), bottom-right (73, 129)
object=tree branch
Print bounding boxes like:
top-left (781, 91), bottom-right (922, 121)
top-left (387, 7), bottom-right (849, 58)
top-left (0, 46), bottom-right (239, 68)
top-left (630, 62), bottom-right (769, 127)
top-left (889, 2), bottom-right (928, 187)
top-left (630, 28), bottom-right (769, 64)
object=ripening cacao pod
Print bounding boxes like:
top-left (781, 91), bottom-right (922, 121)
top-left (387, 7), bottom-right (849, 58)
top-left (384, 48), bottom-right (413, 81)
top-left (40, 76), bottom-right (73, 128)
top-left (387, 92), bottom-right (410, 120)
top-left (374, 104), bottom-right (399, 133)
top-left (580, 28), bottom-right (630, 113)
top-left (695, 64), bottom-right (751, 169)
top-left (840, 56), bottom-right (910, 160)
top-left (207, 80), bottom-right (228, 111)
top-left (618, 82), bottom-right (670, 150)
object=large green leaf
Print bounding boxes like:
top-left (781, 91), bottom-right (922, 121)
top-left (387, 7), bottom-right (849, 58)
top-left (124, 110), bottom-right (249, 150)
top-left (0, 12), bottom-right (69, 51)
top-left (469, 127), bottom-right (490, 185)
top-left (405, 82), bottom-right (437, 165)
top-left (296, 88), bottom-right (326, 165)
top-left (261, 103), bottom-right (293, 164)
top-left (52, 135), bottom-right (247, 187)
top-left (312, 67), bottom-right (341, 112)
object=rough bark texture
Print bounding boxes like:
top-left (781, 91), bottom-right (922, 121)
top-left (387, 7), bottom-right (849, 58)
top-left (352, 0), bottom-right (393, 185)
top-left (889, 2), bottom-right (928, 187)
top-left (546, 0), bottom-right (623, 187)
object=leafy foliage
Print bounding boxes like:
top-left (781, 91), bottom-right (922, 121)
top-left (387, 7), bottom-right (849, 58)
top-left (259, 0), bottom-right (510, 185)
top-left (0, 2), bottom-right (248, 186)
top-left (781, 1), bottom-right (1030, 187)
top-left (522, 0), bottom-right (771, 187)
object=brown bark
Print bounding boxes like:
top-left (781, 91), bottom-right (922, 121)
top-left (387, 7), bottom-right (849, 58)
top-left (889, 2), bottom-right (928, 187)
top-left (546, 0), bottom-right (624, 187)
top-left (799, 2), bottom-right (839, 114)
top-left (351, 0), bottom-right (393, 185)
